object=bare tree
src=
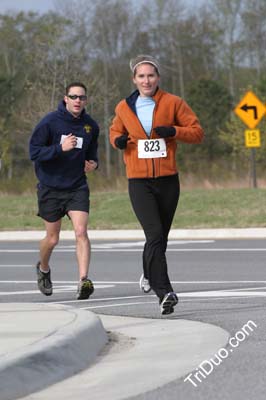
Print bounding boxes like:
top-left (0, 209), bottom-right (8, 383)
top-left (241, 0), bottom-right (266, 80)
top-left (209, 0), bottom-right (244, 100)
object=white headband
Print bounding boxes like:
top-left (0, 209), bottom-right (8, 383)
top-left (132, 60), bottom-right (160, 74)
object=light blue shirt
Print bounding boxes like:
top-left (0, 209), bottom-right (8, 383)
top-left (136, 96), bottom-right (155, 137)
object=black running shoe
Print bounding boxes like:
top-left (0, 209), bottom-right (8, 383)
top-left (36, 261), bottom-right (53, 296)
top-left (160, 292), bottom-right (178, 315)
top-left (77, 278), bottom-right (94, 300)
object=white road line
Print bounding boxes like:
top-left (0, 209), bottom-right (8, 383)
top-left (1, 280), bottom-right (266, 284)
top-left (181, 290), bottom-right (266, 297)
top-left (224, 285), bottom-right (266, 291)
top-left (170, 281), bottom-right (266, 284)
top-left (167, 248), bottom-right (266, 252)
top-left (80, 292), bottom-right (266, 310)
top-left (50, 294), bottom-right (152, 304)
top-left (1, 279), bottom-right (266, 300)
top-left (57, 296), bottom-right (242, 307)
top-left (79, 240), bottom-right (215, 249)
top-left (0, 284), bottom-right (114, 296)
top-left (1, 247), bottom-right (266, 253)
top-left (49, 294), bottom-right (151, 304)
top-left (52, 289), bottom-right (266, 308)
top-left (54, 295), bottom-right (263, 309)
top-left (0, 280), bottom-right (137, 284)
top-left (0, 250), bottom-right (38, 253)
top-left (81, 301), bottom-right (157, 309)
top-left (171, 280), bottom-right (266, 283)
top-left (0, 265), bottom-right (33, 268)
top-left (181, 296), bottom-right (252, 302)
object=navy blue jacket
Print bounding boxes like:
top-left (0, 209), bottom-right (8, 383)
top-left (29, 101), bottom-right (99, 190)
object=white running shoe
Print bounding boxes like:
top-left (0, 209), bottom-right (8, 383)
top-left (139, 273), bottom-right (151, 293)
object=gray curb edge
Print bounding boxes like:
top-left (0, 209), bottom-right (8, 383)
top-left (0, 304), bottom-right (108, 400)
top-left (1, 228), bottom-right (266, 241)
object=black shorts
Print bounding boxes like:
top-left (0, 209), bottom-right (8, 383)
top-left (37, 185), bottom-right (90, 222)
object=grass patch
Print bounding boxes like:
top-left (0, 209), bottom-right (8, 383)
top-left (0, 188), bottom-right (265, 231)
top-left (175, 188), bottom-right (266, 228)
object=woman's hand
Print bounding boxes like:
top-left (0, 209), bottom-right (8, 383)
top-left (115, 134), bottom-right (130, 149)
top-left (154, 126), bottom-right (176, 138)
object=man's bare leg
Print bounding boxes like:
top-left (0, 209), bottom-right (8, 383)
top-left (39, 219), bottom-right (61, 271)
top-left (68, 210), bottom-right (94, 300)
top-left (68, 210), bottom-right (90, 279)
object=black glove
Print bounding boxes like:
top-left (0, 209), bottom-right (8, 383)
top-left (115, 134), bottom-right (130, 150)
top-left (154, 126), bottom-right (175, 138)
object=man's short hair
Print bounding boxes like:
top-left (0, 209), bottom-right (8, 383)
top-left (65, 82), bottom-right (87, 95)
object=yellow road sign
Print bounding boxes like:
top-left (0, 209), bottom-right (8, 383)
top-left (245, 129), bottom-right (261, 147)
top-left (234, 91), bottom-right (266, 129)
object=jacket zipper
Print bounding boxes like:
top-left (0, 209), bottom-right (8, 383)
top-left (130, 96), bottom-right (157, 178)
top-left (150, 102), bottom-right (157, 178)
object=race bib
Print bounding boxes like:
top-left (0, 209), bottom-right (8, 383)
top-left (138, 138), bottom-right (167, 159)
top-left (60, 135), bottom-right (83, 149)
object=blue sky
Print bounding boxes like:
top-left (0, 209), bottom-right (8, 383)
top-left (0, 0), bottom-right (204, 14)
top-left (0, 0), bottom-right (56, 13)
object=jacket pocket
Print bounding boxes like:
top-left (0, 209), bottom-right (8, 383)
top-left (124, 143), bottom-right (149, 177)
top-left (158, 141), bottom-right (177, 175)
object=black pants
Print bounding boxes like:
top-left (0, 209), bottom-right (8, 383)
top-left (128, 174), bottom-right (180, 301)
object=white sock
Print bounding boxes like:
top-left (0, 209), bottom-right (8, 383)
top-left (40, 266), bottom-right (50, 274)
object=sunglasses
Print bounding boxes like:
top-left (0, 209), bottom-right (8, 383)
top-left (67, 94), bottom-right (87, 101)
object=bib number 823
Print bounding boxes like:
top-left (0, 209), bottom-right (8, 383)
top-left (144, 140), bottom-right (160, 152)
top-left (138, 138), bottom-right (167, 159)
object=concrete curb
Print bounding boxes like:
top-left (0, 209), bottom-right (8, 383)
top-left (0, 303), bottom-right (108, 400)
top-left (19, 315), bottom-right (230, 400)
top-left (0, 228), bottom-right (266, 241)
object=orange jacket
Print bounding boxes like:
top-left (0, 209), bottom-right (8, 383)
top-left (110, 88), bottom-right (204, 179)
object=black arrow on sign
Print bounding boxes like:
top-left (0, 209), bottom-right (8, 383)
top-left (240, 104), bottom-right (258, 119)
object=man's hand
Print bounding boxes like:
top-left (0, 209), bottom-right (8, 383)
top-left (61, 134), bottom-right (77, 151)
top-left (84, 160), bottom-right (97, 173)
top-left (115, 134), bottom-right (130, 150)
top-left (154, 126), bottom-right (176, 138)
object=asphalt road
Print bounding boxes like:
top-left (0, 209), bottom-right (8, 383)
top-left (1, 238), bottom-right (266, 399)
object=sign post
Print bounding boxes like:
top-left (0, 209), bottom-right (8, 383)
top-left (244, 129), bottom-right (261, 188)
top-left (234, 91), bottom-right (266, 188)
